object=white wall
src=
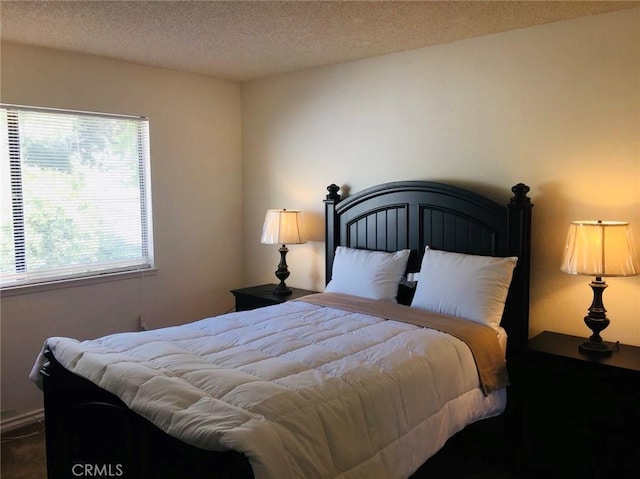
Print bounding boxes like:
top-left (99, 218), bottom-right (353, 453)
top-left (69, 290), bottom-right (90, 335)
top-left (242, 10), bottom-right (640, 344)
top-left (0, 43), bottom-right (243, 423)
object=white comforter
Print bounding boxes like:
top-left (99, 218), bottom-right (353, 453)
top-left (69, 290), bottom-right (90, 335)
top-left (31, 298), bottom-right (506, 479)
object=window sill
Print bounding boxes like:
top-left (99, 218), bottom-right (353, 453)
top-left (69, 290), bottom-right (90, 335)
top-left (0, 268), bottom-right (159, 297)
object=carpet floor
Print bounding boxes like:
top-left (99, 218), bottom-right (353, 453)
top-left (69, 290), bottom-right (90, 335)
top-left (1, 424), bottom-right (47, 479)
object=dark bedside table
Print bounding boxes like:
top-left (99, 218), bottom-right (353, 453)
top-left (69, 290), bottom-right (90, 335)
top-left (521, 331), bottom-right (640, 478)
top-left (230, 284), bottom-right (317, 312)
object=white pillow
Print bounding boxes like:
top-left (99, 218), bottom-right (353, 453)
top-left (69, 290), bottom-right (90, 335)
top-left (410, 247), bottom-right (517, 329)
top-left (325, 247), bottom-right (411, 302)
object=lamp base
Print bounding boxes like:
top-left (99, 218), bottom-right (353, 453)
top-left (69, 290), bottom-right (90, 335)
top-left (578, 339), bottom-right (612, 357)
top-left (272, 284), bottom-right (292, 296)
top-left (272, 245), bottom-right (292, 296)
top-left (578, 278), bottom-right (612, 357)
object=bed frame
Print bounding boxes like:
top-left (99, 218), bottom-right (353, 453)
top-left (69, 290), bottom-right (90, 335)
top-left (324, 180), bottom-right (532, 353)
top-left (40, 180), bottom-right (532, 479)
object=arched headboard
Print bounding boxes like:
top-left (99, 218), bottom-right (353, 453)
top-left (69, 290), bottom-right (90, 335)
top-left (324, 181), bottom-right (533, 353)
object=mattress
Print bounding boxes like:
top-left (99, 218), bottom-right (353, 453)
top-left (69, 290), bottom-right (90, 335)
top-left (31, 295), bottom-right (507, 479)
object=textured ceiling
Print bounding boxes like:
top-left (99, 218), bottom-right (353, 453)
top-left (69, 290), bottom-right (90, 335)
top-left (1, 1), bottom-right (638, 81)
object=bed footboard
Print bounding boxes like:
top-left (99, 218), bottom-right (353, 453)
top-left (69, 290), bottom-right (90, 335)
top-left (40, 348), bottom-right (254, 479)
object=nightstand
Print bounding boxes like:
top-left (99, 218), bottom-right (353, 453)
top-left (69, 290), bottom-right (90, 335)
top-left (230, 284), bottom-right (317, 312)
top-left (521, 331), bottom-right (640, 478)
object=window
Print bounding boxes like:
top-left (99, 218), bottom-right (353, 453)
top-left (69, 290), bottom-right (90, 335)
top-left (1, 105), bottom-right (153, 289)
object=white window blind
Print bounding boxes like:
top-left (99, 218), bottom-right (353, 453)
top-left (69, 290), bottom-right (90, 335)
top-left (1, 105), bottom-right (154, 288)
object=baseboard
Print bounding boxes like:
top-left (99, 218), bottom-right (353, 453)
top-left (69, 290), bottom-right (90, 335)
top-left (1, 408), bottom-right (44, 433)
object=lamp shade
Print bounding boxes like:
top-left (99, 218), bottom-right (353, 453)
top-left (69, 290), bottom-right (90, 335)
top-left (561, 220), bottom-right (639, 277)
top-left (261, 209), bottom-right (307, 245)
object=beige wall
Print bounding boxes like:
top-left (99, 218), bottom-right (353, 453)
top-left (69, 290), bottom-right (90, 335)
top-left (242, 10), bottom-right (640, 344)
top-left (0, 43), bottom-right (243, 421)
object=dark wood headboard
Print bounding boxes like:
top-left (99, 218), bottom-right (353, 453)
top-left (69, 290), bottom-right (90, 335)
top-left (324, 180), bottom-right (533, 353)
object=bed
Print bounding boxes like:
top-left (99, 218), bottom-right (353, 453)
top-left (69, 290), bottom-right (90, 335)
top-left (34, 180), bottom-right (532, 479)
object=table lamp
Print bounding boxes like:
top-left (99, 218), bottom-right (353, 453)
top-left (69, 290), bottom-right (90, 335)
top-left (561, 220), bottom-right (639, 356)
top-left (261, 209), bottom-right (306, 295)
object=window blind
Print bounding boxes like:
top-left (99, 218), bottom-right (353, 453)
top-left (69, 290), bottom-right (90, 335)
top-left (1, 105), bottom-right (154, 288)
